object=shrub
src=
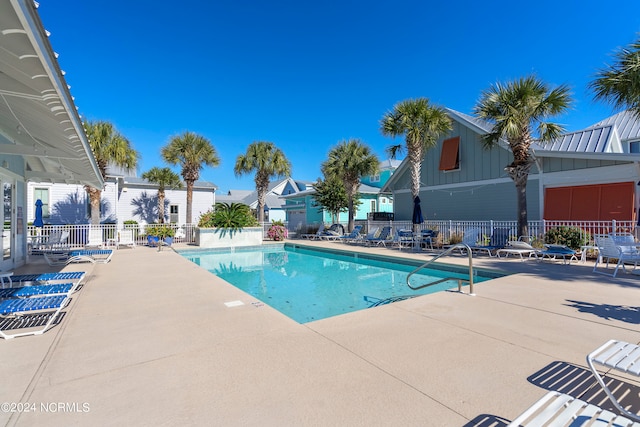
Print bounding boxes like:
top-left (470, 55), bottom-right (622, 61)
top-left (544, 226), bottom-right (589, 250)
top-left (198, 202), bottom-right (258, 230)
top-left (448, 232), bottom-right (463, 244)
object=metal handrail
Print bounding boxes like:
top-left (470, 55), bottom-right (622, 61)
top-left (406, 243), bottom-right (475, 295)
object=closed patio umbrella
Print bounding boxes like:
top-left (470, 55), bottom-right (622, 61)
top-left (411, 196), bottom-right (424, 251)
top-left (33, 199), bottom-right (44, 227)
top-left (412, 196), bottom-right (423, 225)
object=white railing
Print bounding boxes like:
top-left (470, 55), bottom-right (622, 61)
top-left (26, 219), bottom-right (637, 249)
top-left (27, 223), bottom-right (198, 250)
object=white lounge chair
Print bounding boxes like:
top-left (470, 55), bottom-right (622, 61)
top-left (44, 249), bottom-right (113, 265)
top-left (85, 227), bottom-right (104, 248)
top-left (301, 223), bottom-right (325, 240)
top-left (118, 230), bottom-right (136, 248)
top-left (317, 224), bottom-right (345, 241)
top-left (586, 339), bottom-right (640, 422)
top-left (508, 391), bottom-right (640, 426)
top-left (594, 234), bottom-right (640, 276)
top-left (496, 240), bottom-right (537, 260)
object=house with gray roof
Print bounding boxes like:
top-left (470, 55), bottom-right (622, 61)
top-left (27, 168), bottom-right (217, 227)
top-left (382, 109), bottom-right (640, 224)
top-left (217, 178), bottom-right (311, 222)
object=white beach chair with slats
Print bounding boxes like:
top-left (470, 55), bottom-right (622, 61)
top-left (508, 391), bottom-right (640, 426)
top-left (586, 339), bottom-right (640, 422)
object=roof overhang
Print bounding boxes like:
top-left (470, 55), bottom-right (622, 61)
top-left (0, 0), bottom-right (102, 187)
top-left (532, 150), bottom-right (640, 162)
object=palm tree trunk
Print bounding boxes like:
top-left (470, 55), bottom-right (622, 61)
top-left (506, 163), bottom-right (532, 238)
top-left (347, 181), bottom-right (359, 232)
top-left (186, 180), bottom-right (194, 224)
top-left (409, 154), bottom-right (422, 234)
top-left (158, 191), bottom-right (165, 224)
top-left (86, 187), bottom-right (101, 225)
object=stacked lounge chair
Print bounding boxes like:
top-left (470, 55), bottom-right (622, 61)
top-left (339, 225), bottom-right (363, 244)
top-left (364, 226), bottom-right (393, 247)
top-left (0, 271), bottom-right (85, 339)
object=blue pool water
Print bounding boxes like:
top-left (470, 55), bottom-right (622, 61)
top-left (180, 244), bottom-right (502, 323)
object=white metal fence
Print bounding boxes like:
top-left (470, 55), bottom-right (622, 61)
top-left (26, 219), bottom-right (637, 250)
top-left (291, 219), bottom-right (637, 245)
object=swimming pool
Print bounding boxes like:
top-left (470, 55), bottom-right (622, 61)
top-left (180, 244), bottom-right (503, 323)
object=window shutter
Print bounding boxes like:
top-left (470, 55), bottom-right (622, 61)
top-left (439, 137), bottom-right (460, 171)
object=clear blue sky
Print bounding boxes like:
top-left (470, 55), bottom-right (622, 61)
top-left (39, 0), bottom-right (640, 193)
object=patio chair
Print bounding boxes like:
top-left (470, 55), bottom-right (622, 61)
top-left (538, 244), bottom-right (578, 264)
top-left (594, 234), bottom-right (640, 277)
top-left (393, 229), bottom-right (414, 250)
top-left (507, 390), bottom-right (640, 426)
top-left (470, 227), bottom-right (511, 257)
top-left (39, 230), bottom-right (70, 252)
top-left (85, 227), bottom-right (104, 248)
top-left (339, 225), bottom-right (363, 244)
top-left (0, 293), bottom-right (72, 339)
top-left (118, 230), bottom-right (136, 248)
top-left (586, 339), bottom-right (640, 422)
top-left (364, 226), bottom-right (393, 247)
top-left (420, 229), bottom-right (439, 250)
top-left (448, 228), bottom-right (481, 254)
top-left (496, 240), bottom-right (537, 261)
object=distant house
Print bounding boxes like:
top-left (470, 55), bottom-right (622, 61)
top-left (382, 109), bottom-right (640, 223)
top-left (283, 160), bottom-right (400, 230)
top-left (27, 167), bottom-right (217, 226)
top-left (217, 178), bottom-right (311, 222)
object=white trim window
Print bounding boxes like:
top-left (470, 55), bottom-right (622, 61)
top-left (34, 187), bottom-right (50, 218)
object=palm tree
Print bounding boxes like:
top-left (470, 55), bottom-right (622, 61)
top-left (234, 141), bottom-right (292, 224)
top-left (474, 75), bottom-right (572, 238)
top-left (141, 167), bottom-right (182, 223)
top-left (322, 139), bottom-right (379, 232)
top-left (161, 131), bottom-right (220, 224)
top-left (380, 98), bottom-right (452, 233)
top-left (84, 120), bottom-right (138, 225)
top-left (590, 36), bottom-right (640, 117)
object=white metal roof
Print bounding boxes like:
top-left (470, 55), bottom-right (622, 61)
top-left (589, 110), bottom-right (640, 142)
top-left (0, 0), bottom-right (102, 187)
top-left (531, 124), bottom-right (622, 154)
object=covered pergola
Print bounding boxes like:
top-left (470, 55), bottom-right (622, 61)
top-left (0, 0), bottom-right (102, 269)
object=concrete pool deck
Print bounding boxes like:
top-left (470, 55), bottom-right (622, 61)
top-left (1, 240), bottom-right (639, 426)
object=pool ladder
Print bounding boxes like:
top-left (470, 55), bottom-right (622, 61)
top-left (406, 243), bottom-right (475, 296)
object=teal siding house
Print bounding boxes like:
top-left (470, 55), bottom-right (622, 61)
top-left (283, 160), bottom-right (400, 231)
top-left (382, 109), bottom-right (640, 224)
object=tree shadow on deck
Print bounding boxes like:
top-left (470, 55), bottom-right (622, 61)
top-left (565, 300), bottom-right (640, 324)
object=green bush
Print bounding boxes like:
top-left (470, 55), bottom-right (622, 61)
top-left (198, 202), bottom-right (258, 230)
top-left (544, 226), bottom-right (589, 250)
